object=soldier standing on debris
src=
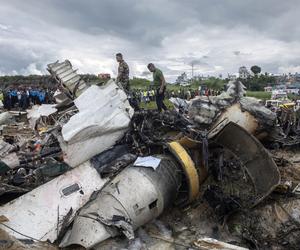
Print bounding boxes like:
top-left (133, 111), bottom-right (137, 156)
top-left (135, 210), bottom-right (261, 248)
top-left (147, 63), bottom-right (167, 112)
top-left (115, 53), bottom-right (140, 111)
top-left (116, 53), bottom-right (130, 91)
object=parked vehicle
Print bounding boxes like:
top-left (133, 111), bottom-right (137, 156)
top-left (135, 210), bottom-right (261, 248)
top-left (271, 89), bottom-right (288, 100)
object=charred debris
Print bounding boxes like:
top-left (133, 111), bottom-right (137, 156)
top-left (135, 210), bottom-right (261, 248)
top-left (0, 60), bottom-right (299, 250)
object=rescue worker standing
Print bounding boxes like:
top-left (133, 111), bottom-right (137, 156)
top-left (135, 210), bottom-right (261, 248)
top-left (116, 53), bottom-right (139, 111)
top-left (116, 53), bottom-right (130, 91)
top-left (147, 63), bottom-right (167, 112)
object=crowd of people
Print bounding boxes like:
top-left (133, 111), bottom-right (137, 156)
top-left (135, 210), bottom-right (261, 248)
top-left (1, 86), bottom-right (55, 110)
top-left (0, 53), bottom-right (222, 112)
top-left (131, 88), bottom-right (222, 104)
top-left (169, 88), bottom-right (222, 100)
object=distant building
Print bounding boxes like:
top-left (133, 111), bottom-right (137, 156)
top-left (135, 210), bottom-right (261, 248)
top-left (273, 74), bottom-right (288, 85)
top-left (264, 86), bottom-right (273, 92)
top-left (239, 66), bottom-right (250, 79)
top-left (228, 74), bottom-right (237, 80)
top-left (287, 73), bottom-right (300, 84)
top-left (199, 75), bottom-right (211, 81)
top-left (192, 75), bottom-right (201, 81)
top-left (98, 73), bottom-right (111, 80)
top-left (176, 72), bottom-right (190, 86)
top-left (286, 82), bottom-right (300, 95)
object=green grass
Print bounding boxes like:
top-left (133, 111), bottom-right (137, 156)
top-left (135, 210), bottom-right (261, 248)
top-left (246, 91), bottom-right (271, 100)
top-left (139, 99), bottom-right (174, 110)
top-left (246, 91), bottom-right (300, 101)
top-left (132, 84), bottom-right (193, 91)
top-left (287, 93), bottom-right (300, 100)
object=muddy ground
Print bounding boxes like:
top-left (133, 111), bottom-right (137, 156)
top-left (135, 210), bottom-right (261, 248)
top-left (94, 147), bottom-right (300, 250)
top-left (1, 147), bottom-right (300, 250)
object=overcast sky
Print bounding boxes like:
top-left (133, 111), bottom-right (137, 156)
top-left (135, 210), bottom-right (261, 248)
top-left (0, 0), bottom-right (300, 82)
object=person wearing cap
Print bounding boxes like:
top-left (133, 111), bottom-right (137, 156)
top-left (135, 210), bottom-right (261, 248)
top-left (147, 63), bottom-right (167, 112)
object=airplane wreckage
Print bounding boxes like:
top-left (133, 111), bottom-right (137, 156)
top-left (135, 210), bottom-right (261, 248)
top-left (0, 60), bottom-right (299, 250)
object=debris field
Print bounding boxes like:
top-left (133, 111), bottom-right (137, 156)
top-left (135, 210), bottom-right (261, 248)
top-left (0, 60), bottom-right (300, 250)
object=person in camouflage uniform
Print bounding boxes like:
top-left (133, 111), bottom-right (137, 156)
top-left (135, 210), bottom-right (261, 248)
top-left (116, 53), bottom-right (130, 91)
top-left (115, 53), bottom-right (140, 111)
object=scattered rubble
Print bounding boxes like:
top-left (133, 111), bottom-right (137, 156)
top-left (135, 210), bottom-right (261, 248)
top-left (194, 237), bottom-right (249, 250)
top-left (0, 60), bottom-right (299, 250)
top-left (176, 81), bottom-right (277, 138)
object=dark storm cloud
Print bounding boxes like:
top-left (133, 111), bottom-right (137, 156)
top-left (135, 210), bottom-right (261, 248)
top-left (7, 0), bottom-right (300, 45)
top-left (168, 56), bottom-right (209, 66)
top-left (3, 0), bottom-right (180, 48)
top-left (189, 59), bottom-right (208, 66)
top-left (0, 0), bottom-right (300, 77)
top-left (0, 43), bottom-right (51, 75)
top-left (141, 71), bottom-right (151, 77)
top-left (182, 0), bottom-right (300, 42)
top-left (0, 45), bottom-right (34, 72)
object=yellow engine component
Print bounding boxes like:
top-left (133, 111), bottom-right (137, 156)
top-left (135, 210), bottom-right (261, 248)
top-left (279, 102), bottom-right (295, 109)
top-left (168, 141), bottom-right (200, 203)
top-left (177, 136), bottom-right (208, 184)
